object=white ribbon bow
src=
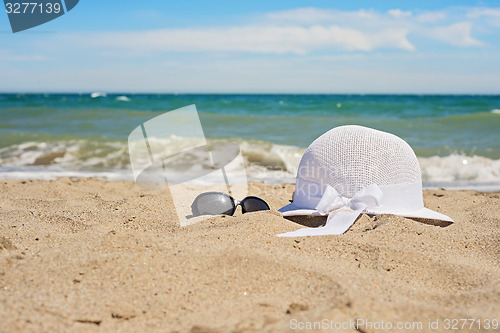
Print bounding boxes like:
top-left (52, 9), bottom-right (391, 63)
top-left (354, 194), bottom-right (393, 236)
top-left (278, 184), bottom-right (383, 237)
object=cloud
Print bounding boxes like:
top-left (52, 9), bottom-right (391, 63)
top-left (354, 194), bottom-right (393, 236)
top-left (466, 7), bottom-right (500, 28)
top-left (1, 6), bottom-right (499, 93)
top-left (430, 22), bottom-right (484, 47)
top-left (66, 24), bottom-right (414, 55)
top-left (371, 29), bottom-right (415, 51)
top-left (466, 8), bottom-right (500, 18)
top-left (263, 7), bottom-right (490, 50)
top-left (388, 9), bottom-right (412, 18)
top-left (60, 7), bottom-right (422, 55)
top-left (24, 6), bottom-right (499, 58)
top-left (415, 11), bottom-right (447, 22)
top-left (265, 7), bottom-right (377, 24)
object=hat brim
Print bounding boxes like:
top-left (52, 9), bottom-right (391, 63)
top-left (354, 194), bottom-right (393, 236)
top-left (279, 202), bottom-right (453, 222)
top-left (279, 202), bottom-right (323, 216)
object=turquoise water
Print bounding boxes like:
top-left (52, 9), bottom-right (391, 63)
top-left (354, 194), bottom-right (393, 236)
top-left (1, 93), bottom-right (499, 188)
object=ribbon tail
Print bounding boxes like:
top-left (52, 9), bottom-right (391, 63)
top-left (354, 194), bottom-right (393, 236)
top-left (322, 209), bottom-right (363, 234)
top-left (277, 207), bottom-right (365, 237)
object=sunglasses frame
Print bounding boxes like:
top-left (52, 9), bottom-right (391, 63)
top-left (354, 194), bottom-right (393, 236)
top-left (191, 192), bottom-right (270, 216)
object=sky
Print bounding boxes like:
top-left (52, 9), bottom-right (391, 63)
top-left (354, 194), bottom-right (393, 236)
top-left (1, 0), bottom-right (499, 94)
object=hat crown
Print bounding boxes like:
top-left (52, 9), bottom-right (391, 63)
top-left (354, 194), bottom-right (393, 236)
top-left (297, 125), bottom-right (421, 197)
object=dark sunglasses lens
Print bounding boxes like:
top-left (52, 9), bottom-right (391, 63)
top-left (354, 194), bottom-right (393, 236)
top-left (241, 197), bottom-right (270, 213)
top-left (193, 193), bottom-right (235, 216)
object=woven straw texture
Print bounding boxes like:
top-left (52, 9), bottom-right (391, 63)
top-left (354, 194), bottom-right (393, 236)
top-left (297, 125), bottom-right (421, 197)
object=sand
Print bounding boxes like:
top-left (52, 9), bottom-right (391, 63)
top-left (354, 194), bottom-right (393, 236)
top-left (0, 179), bottom-right (498, 332)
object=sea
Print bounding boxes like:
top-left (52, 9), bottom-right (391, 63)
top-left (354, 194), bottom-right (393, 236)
top-left (1, 93), bottom-right (499, 190)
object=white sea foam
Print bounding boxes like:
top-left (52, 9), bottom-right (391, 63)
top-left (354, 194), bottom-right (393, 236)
top-left (116, 95), bottom-right (130, 102)
top-left (491, 109), bottom-right (500, 114)
top-left (419, 154), bottom-right (500, 189)
top-left (90, 92), bottom-right (107, 98)
top-left (1, 139), bottom-right (499, 190)
top-left (0, 140), bottom-right (129, 175)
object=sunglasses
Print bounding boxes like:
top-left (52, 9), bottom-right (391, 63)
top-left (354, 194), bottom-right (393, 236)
top-left (191, 192), bottom-right (270, 217)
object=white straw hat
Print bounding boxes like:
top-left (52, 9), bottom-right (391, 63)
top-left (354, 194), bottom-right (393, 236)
top-left (278, 125), bottom-right (453, 237)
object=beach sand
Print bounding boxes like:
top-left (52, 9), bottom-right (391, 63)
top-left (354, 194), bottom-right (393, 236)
top-left (0, 179), bottom-right (498, 332)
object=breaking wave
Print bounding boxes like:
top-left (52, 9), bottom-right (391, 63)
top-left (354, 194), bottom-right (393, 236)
top-left (1, 137), bottom-right (499, 190)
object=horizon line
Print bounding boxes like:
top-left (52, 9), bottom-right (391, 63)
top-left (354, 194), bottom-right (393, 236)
top-left (1, 91), bottom-right (499, 96)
